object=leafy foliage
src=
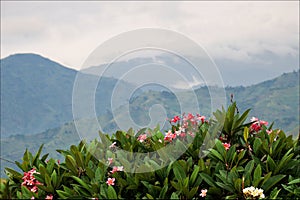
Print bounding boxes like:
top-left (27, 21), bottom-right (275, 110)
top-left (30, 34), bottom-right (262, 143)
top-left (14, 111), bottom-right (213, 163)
top-left (1, 103), bottom-right (299, 199)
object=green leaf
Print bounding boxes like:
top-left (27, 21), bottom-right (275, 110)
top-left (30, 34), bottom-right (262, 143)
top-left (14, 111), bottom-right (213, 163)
top-left (209, 149), bottom-right (224, 162)
top-left (75, 151), bottom-right (85, 169)
top-left (236, 109), bottom-right (251, 128)
top-left (159, 184), bottom-right (168, 199)
top-left (269, 187), bottom-right (281, 199)
top-left (200, 173), bottom-right (216, 187)
top-left (66, 155), bottom-right (78, 174)
top-left (170, 192), bottom-right (180, 199)
top-left (262, 174), bottom-right (286, 192)
top-left (173, 162), bottom-right (186, 181)
top-left (171, 181), bottom-right (182, 191)
top-left (243, 127), bottom-right (249, 143)
top-left (253, 138), bottom-right (262, 154)
top-left (253, 164), bottom-right (262, 183)
top-left (107, 185), bottom-right (118, 199)
top-left (215, 139), bottom-right (226, 156)
top-left (4, 168), bottom-right (22, 179)
top-left (234, 178), bottom-right (242, 192)
top-left (288, 178), bottom-right (300, 185)
top-left (189, 165), bottom-right (200, 186)
top-left (275, 149), bottom-right (294, 174)
top-left (72, 176), bottom-right (92, 193)
top-left (215, 181), bottom-right (235, 193)
top-left (187, 186), bottom-right (199, 199)
top-left (51, 170), bottom-right (57, 188)
top-left (267, 156), bottom-right (276, 172)
top-left (56, 190), bottom-right (71, 198)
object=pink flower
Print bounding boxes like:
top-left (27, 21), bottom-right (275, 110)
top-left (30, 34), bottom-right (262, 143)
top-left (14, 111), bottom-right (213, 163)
top-left (260, 120), bottom-right (268, 126)
top-left (251, 117), bottom-right (259, 122)
top-left (266, 130), bottom-right (273, 134)
top-left (138, 134), bottom-right (147, 142)
top-left (250, 122), bottom-right (261, 132)
top-left (45, 194), bottom-right (53, 200)
top-left (171, 133), bottom-right (177, 139)
top-left (30, 186), bottom-right (38, 192)
top-left (198, 115), bottom-right (206, 123)
top-left (108, 158), bottom-right (113, 165)
top-left (171, 115), bottom-right (180, 123)
top-left (110, 166), bottom-right (124, 173)
top-left (250, 117), bottom-right (268, 133)
top-left (106, 178), bottom-right (115, 186)
top-left (57, 160), bottom-right (60, 164)
top-left (110, 166), bottom-right (118, 174)
top-left (200, 189), bottom-right (207, 197)
top-left (21, 168), bottom-right (42, 194)
top-left (164, 130), bottom-right (175, 142)
top-left (109, 142), bottom-right (116, 149)
top-left (223, 142), bottom-right (231, 150)
top-left (179, 132), bottom-right (186, 138)
top-left (117, 166), bottom-right (124, 171)
top-left (31, 197), bottom-right (35, 200)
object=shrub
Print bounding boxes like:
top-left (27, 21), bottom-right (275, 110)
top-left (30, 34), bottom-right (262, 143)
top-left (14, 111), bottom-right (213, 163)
top-left (1, 103), bottom-right (299, 199)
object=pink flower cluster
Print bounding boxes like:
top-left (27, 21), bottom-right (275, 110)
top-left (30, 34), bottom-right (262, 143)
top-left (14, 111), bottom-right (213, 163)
top-left (171, 115), bottom-right (180, 123)
top-left (250, 117), bottom-right (268, 132)
top-left (21, 168), bottom-right (42, 193)
top-left (164, 114), bottom-right (206, 142)
top-left (110, 166), bottom-right (124, 174)
top-left (138, 134), bottom-right (147, 142)
top-left (106, 158), bottom-right (124, 186)
top-left (164, 130), bottom-right (177, 142)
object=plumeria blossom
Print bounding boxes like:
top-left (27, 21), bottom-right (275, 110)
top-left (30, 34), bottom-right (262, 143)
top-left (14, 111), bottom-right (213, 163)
top-left (223, 142), bottom-right (231, 150)
top-left (109, 142), bottom-right (116, 149)
top-left (250, 117), bottom-right (268, 132)
top-left (45, 194), bottom-right (54, 200)
top-left (199, 189), bottom-right (207, 197)
top-left (243, 186), bottom-right (265, 199)
top-left (266, 129), bottom-right (273, 134)
top-left (117, 166), bottom-right (124, 171)
top-left (164, 130), bottom-right (176, 142)
top-left (171, 115), bottom-right (180, 123)
top-left (137, 134), bottom-right (147, 142)
top-left (110, 166), bottom-right (124, 174)
top-left (106, 178), bottom-right (115, 186)
top-left (197, 114), bottom-right (206, 123)
top-left (175, 127), bottom-right (186, 138)
top-left (21, 168), bottom-right (42, 194)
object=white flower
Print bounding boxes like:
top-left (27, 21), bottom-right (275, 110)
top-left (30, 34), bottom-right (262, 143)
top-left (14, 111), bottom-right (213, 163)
top-left (109, 142), bottom-right (116, 148)
top-left (243, 186), bottom-right (264, 199)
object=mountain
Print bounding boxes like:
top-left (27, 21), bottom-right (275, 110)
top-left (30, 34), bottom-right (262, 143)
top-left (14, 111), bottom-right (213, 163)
top-left (0, 54), bottom-right (135, 137)
top-left (1, 53), bottom-right (76, 136)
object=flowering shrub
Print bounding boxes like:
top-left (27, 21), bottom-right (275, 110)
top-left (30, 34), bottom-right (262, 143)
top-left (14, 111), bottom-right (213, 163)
top-left (1, 102), bottom-right (299, 199)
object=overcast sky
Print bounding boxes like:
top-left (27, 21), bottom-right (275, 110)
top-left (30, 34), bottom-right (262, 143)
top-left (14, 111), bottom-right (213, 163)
top-left (1, 1), bottom-right (299, 85)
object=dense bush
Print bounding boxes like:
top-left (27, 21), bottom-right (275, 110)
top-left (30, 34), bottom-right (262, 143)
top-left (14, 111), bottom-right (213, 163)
top-left (1, 103), bottom-right (299, 199)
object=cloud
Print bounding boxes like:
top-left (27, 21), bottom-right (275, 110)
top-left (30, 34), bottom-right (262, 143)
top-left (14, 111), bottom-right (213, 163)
top-left (1, 1), bottom-right (299, 70)
top-left (173, 75), bottom-right (204, 90)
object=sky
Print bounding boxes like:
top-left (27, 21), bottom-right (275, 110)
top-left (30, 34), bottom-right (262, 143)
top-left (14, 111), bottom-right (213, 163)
top-left (1, 1), bottom-right (299, 86)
